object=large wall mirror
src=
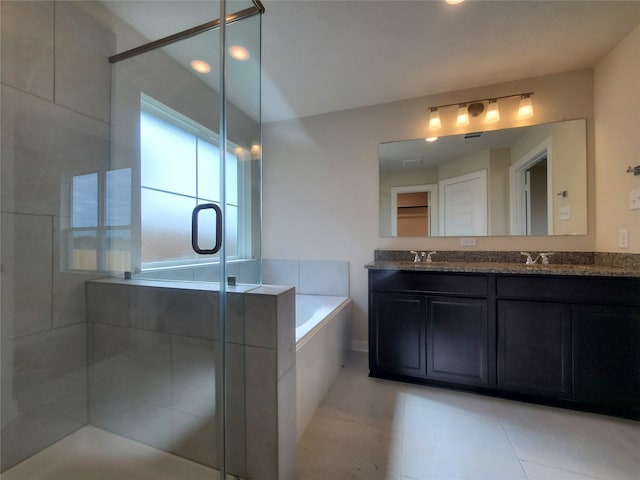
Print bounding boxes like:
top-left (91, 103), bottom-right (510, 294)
top-left (379, 119), bottom-right (587, 237)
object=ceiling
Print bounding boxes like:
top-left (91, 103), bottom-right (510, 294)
top-left (261, 0), bottom-right (640, 122)
top-left (101, 0), bottom-right (640, 124)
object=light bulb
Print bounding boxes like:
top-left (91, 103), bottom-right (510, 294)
top-left (229, 45), bottom-right (250, 61)
top-left (456, 104), bottom-right (469, 127)
top-left (428, 108), bottom-right (441, 131)
top-left (190, 59), bottom-right (211, 74)
top-left (518, 94), bottom-right (534, 119)
top-left (485, 99), bottom-right (500, 124)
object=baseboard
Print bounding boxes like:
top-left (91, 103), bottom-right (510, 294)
top-left (351, 340), bottom-right (368, 352)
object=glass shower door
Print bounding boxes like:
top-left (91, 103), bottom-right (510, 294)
top-left (96, 2), bottom-right (262, 478)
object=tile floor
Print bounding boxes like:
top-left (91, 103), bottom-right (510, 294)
top-left (296, 351), bottom-right (640, 480)
top-left (0, 426), bottom-right (219, 480)
top-left (3, 351), bottom-right (638, 480)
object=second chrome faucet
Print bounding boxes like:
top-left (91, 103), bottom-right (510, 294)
top-left (410, 251), bottom-right (437, 263)
top-left (521, 251), bottom-right (554, 265)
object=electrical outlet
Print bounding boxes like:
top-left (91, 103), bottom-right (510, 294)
top-left (460, 237), bottom-right (477, 247)
top-left (630, 189), bottom-right (640, 210)
top-left (619, 229), bottom-right (629, 249)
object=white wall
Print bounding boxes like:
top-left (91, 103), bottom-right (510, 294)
top-left (263, 68), bottom-right (597, 344)
top-left (595, 25), bottom-right (640, 252)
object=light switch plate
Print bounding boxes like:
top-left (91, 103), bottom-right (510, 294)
top-left (619, 229), bottom-right (629, 249)
top-left (559, 206), bottom-right (571, 221)
top-left (460, 237), bottom-right (477, 247)
top-left (630, 189), bottom-right (640, 210)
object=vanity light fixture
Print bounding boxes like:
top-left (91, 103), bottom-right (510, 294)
top-left (485, 99), bottom-right (500, 123)
top-left (427, 92), bottom-right (534, 130)
top-left (517, 93), bottom-right (534, 119)
top-left (428, 107), bottom-right (442, 130)
top-left (456, 104), bottom-right (470, 127)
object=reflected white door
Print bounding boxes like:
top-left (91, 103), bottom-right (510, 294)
top-left (439, 170), bottom-right (487, 236)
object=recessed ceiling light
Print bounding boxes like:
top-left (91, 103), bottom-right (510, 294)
top-left (425, 137), bottom-right (438, 142)
top-left (445, 0), bottom-right (465, 5)
top-left (229, 45), bottom-right (250, 61)
top-left (190, 59), bottom-right (211, 73)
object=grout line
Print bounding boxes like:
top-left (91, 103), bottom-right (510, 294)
top-left (519, 459), bottom-right (603, 480)
top-left (493, 399), bottom-right (532, 480)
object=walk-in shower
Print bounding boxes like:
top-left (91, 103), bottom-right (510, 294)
top-left (1, 2), bottom-right (281, 479)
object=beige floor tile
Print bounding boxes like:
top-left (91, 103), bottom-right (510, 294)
top-left (1, 426), bottom-right (219, 480)
top-left (297, 412), bottom-right (401, 480)
top-left (496, 400), bottom-right (640, 480)
top-left (521, 460), bottom-right (601, 480)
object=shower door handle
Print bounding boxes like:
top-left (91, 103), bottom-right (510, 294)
top-left (191, 203), bottom-right (222, 254)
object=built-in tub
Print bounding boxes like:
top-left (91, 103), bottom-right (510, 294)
top-left (295, 294), bottom-right (352, 441)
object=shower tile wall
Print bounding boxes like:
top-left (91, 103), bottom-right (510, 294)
top-left (86, 280), bottom-right (296, 480)
top-left (1, 1), bottom-right (114, 471)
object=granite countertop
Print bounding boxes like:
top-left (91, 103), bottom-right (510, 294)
top-left (366, 250), bottom-right (640, 278)
top-left (365, 260), bottom-right (640, 277)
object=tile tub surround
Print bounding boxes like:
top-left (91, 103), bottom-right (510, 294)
top-left (296, 296), bottom-right (352, 442)
top-left (371, 250), bottom-right (640, 277)
top-left (86, 279), bottom-right (296, 480)
top-left (262, 259), bottom-right (350, 296)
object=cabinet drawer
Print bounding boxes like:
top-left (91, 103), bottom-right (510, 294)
top-left (369, 270), bottom-right (487, 297)
top-left (497, 275), bottom-right (640, 306)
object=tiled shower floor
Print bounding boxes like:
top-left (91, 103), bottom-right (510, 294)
top-left (1, 426), bottom-right (217, 480)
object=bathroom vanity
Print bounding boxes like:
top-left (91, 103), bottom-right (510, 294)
top-left (367, 252), bottom-right (640, 419)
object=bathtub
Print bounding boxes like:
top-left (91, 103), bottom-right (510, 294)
top-left (295, 294), bottom-right (352, 441)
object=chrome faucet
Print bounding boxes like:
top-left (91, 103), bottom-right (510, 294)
top-left (410, 251), bottom-right (426, 262)
top-left (521, 251), bottom-right (554, 265)
top-left (538, 252), bottom-right (554, 265)
top-left (521, 252), bottom-right (536, 265)
top-left (426, 251), bottom-right (437, 263)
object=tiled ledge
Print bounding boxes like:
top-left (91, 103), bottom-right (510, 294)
top-left (369, 250), bottom-right (640, 277)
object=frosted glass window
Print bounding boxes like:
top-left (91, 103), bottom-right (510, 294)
top-left (140, 104), bottom-right (243, 266)
top-left (226, 154), bottom-right (238, 206)
top-left (225, 205), bottom-right (238, 257)
top-left (141, 189), bottom-right (196, 263)
top-left (141, 111), bottom-right (196, 196)
top-left (72, 173), bottom-right (98, 228)
top-left (106, 168), bottom-right (131, 226)
top-left (197, 141), bottom-right (220, 202)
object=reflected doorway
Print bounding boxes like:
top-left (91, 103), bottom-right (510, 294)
top-left (391, 185), bottom-right (438, 237)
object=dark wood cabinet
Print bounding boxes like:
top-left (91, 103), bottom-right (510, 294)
top-left (497, 300), bottom-right (572, 398)
top-left (369, 270), bottom-right (490, 386)
top-left (370, 293), bottom-right (426, 377)
top-left (427, 297), bottom-right (489, 386)
top-left (369, 268), bottom-right (640, 419)
top-left (573, 304), bottom-right (640, 416)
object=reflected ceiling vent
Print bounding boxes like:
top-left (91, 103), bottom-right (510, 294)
top-left (402, 159), bottom-right (421, 168)
top-left (462, 132), bottom-right (484, 140)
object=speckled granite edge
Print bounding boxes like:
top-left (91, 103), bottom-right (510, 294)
top-left (594, 252), bottom-right (640, 269)
top-left (371, 250), bottom-right (640, 277)
top-left (374, 250), bottom-right (596, 265)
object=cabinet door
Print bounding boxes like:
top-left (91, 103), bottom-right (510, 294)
top-left (497, 300), bottom-right (572, 398)
top-left (573, 305), bottom-right (640, 414)
top-left (370, 293), bottom-right (426, 378)
top-left (427, 297), bottom-right (489, 386)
